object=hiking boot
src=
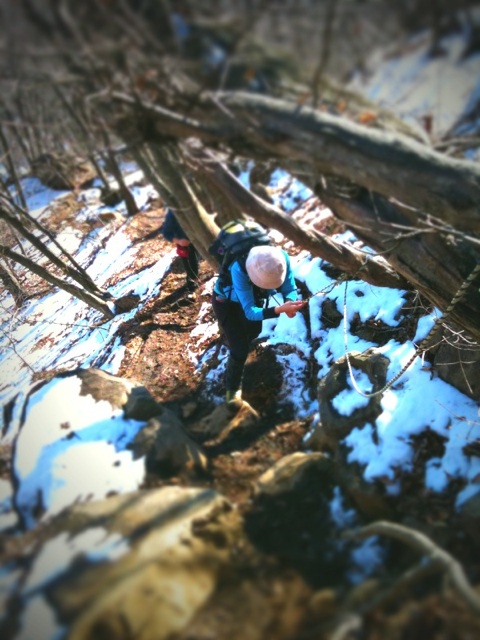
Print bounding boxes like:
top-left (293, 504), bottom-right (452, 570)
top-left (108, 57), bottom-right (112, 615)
top-left (225, 389), bottom-right (242, 403)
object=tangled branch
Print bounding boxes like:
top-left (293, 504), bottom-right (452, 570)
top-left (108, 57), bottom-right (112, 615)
top-left (344, 520), bottom-right (480, 616)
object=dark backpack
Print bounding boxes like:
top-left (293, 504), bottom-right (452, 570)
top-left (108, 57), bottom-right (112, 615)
top-left (209, 218), bottom-right (271, 290)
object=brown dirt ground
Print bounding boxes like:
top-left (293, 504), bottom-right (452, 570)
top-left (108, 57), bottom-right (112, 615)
top-left (114, 208), bottom-right (480, 637)
top-left (116, 207), bottom-right (312, 507)
top-left (5, 199), bottom-right (480, 638)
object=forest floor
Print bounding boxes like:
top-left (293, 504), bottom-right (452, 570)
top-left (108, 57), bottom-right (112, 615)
top-left (110, 207), bottom-right (480, 639)
top-left (115, 207), bottom-right (312, 508)
top-left (3, 199), bottom-right (480, 639)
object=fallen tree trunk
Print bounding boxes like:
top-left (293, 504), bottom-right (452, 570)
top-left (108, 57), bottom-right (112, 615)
top-left (0, 245), bottom-right (115, 319)
top-left (131, 142), bottom-right (220, 268)
top-left (188, 148), bottom-right (408, 290)
top-left (0, 204), bottom-right (104, 296)
top-left (112, 90), bottom-right (480, 234)
top-left (111, 91), bottom-right (480, 340)
top-left (318, 187), bottom-right (480, 342)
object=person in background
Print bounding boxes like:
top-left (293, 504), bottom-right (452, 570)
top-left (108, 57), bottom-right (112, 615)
top-left (160, 208), bottom-right (199, 292)
top-left (211, 244), bottom-right (306, 402)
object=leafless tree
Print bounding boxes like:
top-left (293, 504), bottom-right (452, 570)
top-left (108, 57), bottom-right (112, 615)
top-left (2, 1), bottom-right (479, 340)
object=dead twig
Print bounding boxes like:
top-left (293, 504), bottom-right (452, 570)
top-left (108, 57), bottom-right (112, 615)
top-left (343, 520), bottom-right (480, 616)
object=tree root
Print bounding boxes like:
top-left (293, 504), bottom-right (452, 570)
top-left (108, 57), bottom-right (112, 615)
top-left (343, 520), bottom-right (480, 616)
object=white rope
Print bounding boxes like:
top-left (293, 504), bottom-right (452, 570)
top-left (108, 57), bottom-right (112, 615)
top-left (342, 262), bottom-right (480, 398)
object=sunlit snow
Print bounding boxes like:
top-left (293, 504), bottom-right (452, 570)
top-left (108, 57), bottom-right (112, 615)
top-left (0, 20), bottom-right (479, 632)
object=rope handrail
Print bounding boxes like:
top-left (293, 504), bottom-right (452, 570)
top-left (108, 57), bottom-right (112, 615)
top-left (342, 262), bottom-right (480, 398)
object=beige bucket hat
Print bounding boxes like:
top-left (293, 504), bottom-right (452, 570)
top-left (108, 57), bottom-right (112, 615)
top-left (245, 245), bottom-right (287, 289)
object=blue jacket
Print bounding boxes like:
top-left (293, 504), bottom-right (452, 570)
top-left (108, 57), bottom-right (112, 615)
top-left (159, 209), bottom-right (188, 242)
top-left (214, 249), bottom-right (297, 321)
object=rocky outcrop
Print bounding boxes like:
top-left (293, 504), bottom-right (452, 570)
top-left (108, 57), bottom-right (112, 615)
top-left (245, 451), bottom-right (355, 589)
top-left (191, 398), bottom-right (260, 450)
top-left (2, 364), bottom-right (480, 639)
top-left (8, 369), bottom-right (208, 529)
top-left (309, 350), bottom-right (410, 522)
top-left (131, 414), bottom-right (208, 477)
top-left (0, 487), bottom-right (238, 640)
top-left (76, 368), bottom-right (163, 420)
top-left (312, 350), bottom-right (389, 452)
top-left (0, 450), bottom-right (375, 640)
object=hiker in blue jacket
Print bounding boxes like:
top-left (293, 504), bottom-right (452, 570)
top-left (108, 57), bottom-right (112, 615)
top-left (160, 209), bottom-right (199, 292)
top-left (212, 244), bottom-right (306, 402)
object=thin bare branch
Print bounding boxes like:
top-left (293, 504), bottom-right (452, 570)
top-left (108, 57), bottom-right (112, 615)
top-left (344, 521), bottom-right (480, 616)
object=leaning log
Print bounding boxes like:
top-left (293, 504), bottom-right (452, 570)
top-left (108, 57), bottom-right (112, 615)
top-left (319, 187), bottom-right (480, 342)
top-left (111, 90), bottom-right (480, 235)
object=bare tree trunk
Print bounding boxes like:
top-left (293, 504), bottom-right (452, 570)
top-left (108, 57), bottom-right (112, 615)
top-left (188, 147), bottom-right (408, 289)
top-left (0, 102), bottom-right (31, 167)
top-left (131, 144), bottom-right (175, 208)
top-left (13, 86), bottom-right (40, 163)
top-left (0, 260), bottom-right (25, 307)
top-left (0, 203), bottom-right (105, 296)
top-left (188, 155), bottom-right (252, 228)
top-left (0, 126), bottom-right (28, 211)
top-left (99, 125), bottom-right (139, 217)
top-left (318, 187), bottom-right (480, 342)
top-left (135, 142), bottom-right (220, 266)
top-left (311, 0), bottom-right (337, 108)
top-left (0, 244), bottom-right (114, 318)
top-left (52, 83), bottom-right (110, 190)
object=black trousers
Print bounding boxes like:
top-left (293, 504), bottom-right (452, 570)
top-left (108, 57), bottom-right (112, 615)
top-left (211, 295), bottom-right (262, 392)
top-left (178, 244), bottom-right (199, 284)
